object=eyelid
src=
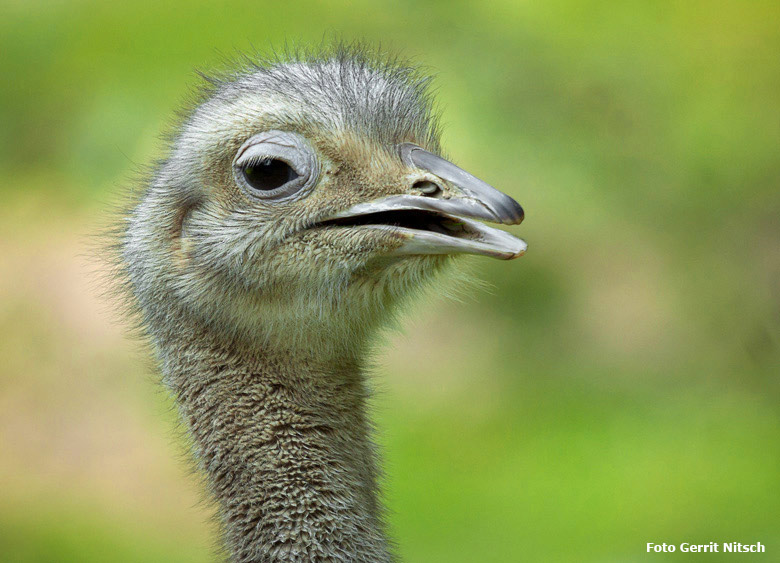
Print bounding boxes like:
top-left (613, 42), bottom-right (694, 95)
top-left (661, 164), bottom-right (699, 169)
top-left (235, 142), bottom-right (303, 170)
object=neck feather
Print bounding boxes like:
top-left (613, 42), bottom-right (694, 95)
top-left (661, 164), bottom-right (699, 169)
top-left (158, 325), bottom-right (392, 562)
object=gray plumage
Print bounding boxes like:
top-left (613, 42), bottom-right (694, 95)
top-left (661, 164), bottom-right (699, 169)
top-left (118, 44), bottom-right (524, 562)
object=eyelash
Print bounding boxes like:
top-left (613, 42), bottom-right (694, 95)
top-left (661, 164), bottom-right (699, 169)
top-left (242, 156), bottom-right (275, 168)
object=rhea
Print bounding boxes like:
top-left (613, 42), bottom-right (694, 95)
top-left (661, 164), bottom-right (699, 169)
top-left (121, 48), bottom-right (525, 562)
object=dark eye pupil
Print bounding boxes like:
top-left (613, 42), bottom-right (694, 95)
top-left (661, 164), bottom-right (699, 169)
top-left (243, 159), bottom-right (299, 191)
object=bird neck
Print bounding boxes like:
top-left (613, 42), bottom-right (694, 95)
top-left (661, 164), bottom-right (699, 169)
top-left (159, 329), bottom-right (392, 562)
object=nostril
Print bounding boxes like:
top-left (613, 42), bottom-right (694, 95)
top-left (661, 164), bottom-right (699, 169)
top-left (412, 180), bottom-right (442, 197)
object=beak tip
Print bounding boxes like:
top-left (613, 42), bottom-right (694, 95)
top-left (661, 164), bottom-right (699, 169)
top-left (501, 239), bottom-right (527, 260)
top-left (501, 200), bottom-right (524, 225)
top-left (514, 204), bottom-right (525, 224)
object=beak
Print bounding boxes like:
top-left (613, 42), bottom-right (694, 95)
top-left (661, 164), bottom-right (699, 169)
top-left (319, 144), bottom-right (527, 260)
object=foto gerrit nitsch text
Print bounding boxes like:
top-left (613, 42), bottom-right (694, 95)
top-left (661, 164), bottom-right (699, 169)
top-left (647, 542), bottom-right (764, 553)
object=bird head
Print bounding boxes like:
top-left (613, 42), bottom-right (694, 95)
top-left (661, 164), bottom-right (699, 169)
top-left (124, 49), bottom-right (526, 356)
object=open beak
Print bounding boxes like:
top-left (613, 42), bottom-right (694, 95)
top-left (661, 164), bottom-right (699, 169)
top-left (317, 144), bottom-right (527, 260)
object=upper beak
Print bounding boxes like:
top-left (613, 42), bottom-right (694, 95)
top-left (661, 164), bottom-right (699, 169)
top-left (319, 144), bottom-right (527, 260)
top-left (398, 143), bottom-right (524, 225)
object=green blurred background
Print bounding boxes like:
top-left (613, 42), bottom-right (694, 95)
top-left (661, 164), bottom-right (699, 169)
top-left (1, 1), bottom-right (778, 561)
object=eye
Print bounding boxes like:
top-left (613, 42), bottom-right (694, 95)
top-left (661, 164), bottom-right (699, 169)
top-left (242, 159), bottom-right (300, 192)
top-left (233, 130), bottom-right (319, 201)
